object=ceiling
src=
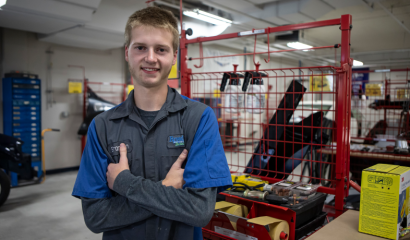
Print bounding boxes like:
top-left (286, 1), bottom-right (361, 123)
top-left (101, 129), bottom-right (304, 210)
top-left (0, 0), bottom-right (409, 67)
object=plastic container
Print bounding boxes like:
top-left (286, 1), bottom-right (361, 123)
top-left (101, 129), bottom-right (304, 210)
top-left (224, 79), bottom-right (243, 113)
top-left (271, 180), bottom-right (301, 196)
top-left (291, 183), bottom-right (320, 197)
top-left (246, 81), bottom-right (265, 114)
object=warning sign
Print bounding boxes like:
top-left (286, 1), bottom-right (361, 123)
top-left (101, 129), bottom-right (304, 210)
top-left (397, 89), bottom-right (409, 100)
top-left (68, 80), bottom-right (82, 94)
top-left (309, 75), bottom-right (332, 92)
top-left (365, 83), bottom-right (382, 97)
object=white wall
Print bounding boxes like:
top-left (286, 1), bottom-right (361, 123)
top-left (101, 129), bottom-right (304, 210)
top-left (1, 28), bottom-right (125, 170)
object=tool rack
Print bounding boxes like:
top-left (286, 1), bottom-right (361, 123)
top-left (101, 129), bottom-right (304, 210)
top-left (178, 1), bottom-right (353, 239)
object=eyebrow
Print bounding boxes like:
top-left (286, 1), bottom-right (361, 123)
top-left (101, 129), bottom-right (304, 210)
top-left (132, 43), bottom-right (171, 49)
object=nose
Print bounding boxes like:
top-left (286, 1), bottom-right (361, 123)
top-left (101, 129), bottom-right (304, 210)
top-left (145, 48), bottom-right (157, 64)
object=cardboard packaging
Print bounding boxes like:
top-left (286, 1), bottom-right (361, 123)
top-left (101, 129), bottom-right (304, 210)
top-left (359, 164), bottom-right (410, 240)
top-left (247, 216), bottom-right (289, 240)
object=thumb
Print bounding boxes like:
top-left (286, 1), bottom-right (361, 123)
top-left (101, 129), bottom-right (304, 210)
top-left (119, 143), bottom-right (129, 167)
top-left (171, 149), bottom-right (188, 169)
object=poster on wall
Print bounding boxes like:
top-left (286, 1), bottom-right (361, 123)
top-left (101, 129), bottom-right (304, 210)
top-left (309, 75), bottom-right (333, 92)
top-left (352, 68), bottom-right (369, 95)
top-left (68, 79), bottom-right (82, 93)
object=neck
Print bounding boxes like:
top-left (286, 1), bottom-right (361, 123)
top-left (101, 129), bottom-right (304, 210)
top-left (133, 84), bottom-right (168, 111)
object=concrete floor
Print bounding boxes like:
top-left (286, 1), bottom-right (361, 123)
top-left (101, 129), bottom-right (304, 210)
top-left (0, 171), bottom-right (101, 240)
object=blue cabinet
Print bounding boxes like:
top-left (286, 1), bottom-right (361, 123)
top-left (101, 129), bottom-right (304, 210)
top-left (2, 76), bottom-right (42, 186)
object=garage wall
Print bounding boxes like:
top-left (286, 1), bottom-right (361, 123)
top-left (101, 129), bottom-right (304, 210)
top-left (0, 28), bottom-right (125, 170)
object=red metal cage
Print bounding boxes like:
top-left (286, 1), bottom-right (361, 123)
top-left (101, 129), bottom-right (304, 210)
top-left (178, 3), bottom-right (353, 238)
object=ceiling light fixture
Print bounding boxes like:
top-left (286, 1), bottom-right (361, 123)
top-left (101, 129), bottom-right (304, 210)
top-left (183, 9), bottom-right (232, 26)
top-left (287, 42), bottom-right (313, 51)
top-left (353, 60), bottom-right (364, 66)
top-left (0, 0), bottom-right (6, 8)
top-left (375, 69), bottom-right (390, 73)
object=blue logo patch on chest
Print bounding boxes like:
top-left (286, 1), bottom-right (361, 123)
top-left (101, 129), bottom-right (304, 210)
top-left (168, 135), bottom-right (185, 148)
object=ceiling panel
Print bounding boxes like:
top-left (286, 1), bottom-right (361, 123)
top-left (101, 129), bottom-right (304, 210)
top-left (300, 0), bottom-right (334, 19)
top-left (247, 0), bottom-right (282, 4)
top-left (38, 26), bottom-right (125, 50)
top-left (206, 0), bottom-right (261, 13)
top-left (278, 1), bottom-right (313, 23)
top-left (323, 0), bottom-right (361, 9)
top-left (0, 9), bottom-right (78, 34)
top-left (58, 0), bottom-right (102, 9)
top-left (2, 0), bottom-right (95, 23)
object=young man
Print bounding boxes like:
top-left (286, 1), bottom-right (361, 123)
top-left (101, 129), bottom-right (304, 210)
top-left (72, 6), bottom-right (232, 240)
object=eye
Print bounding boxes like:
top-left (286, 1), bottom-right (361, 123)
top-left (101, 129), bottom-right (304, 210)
top-left (158, 48), bottom-right (166, 53)
top-left (135, 46), bottom-right (145, 50)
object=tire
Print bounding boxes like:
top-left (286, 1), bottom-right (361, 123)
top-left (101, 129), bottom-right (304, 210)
top-left (0, 170), bottom-right (11, 208)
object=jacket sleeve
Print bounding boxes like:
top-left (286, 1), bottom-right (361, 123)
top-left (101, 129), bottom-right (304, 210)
top-left (112, 107), bottom-right (230, 227)
top-left (72, 120), bottom-right (153, 232)
top-left (81, 196), bottom-right (153, 233)
top-left (114, 172), bottom-right (218, 227)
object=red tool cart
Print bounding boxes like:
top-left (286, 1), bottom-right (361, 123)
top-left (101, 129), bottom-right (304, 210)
top-left (178, 1), bottom-right (353, 239)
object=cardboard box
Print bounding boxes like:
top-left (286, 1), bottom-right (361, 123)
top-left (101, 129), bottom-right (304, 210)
top-left (359, 164), bottom-right (410, 240)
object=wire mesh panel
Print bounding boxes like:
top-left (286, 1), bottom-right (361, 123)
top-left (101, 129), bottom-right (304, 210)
top-left (181, 13), bottom-right (353, 222)
top-left (190, 67), bottom-right (341, 188)
top-left (349, 68), bottom-right (410, 184)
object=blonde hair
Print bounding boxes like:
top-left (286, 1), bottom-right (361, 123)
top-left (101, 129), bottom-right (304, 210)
top-left (125, 7), bottom-right (179, 51)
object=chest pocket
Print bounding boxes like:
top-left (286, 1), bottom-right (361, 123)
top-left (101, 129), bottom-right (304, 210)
top-left (107, 139), bottom-right (133, 162)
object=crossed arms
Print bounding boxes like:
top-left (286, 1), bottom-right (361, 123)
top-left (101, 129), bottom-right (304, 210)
top-left (81, 143), bottom-right (216, 233)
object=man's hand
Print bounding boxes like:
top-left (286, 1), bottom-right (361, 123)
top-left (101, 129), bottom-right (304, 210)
top-left (162, 149), bottom-right (188, 189)
top-left (107, 143), bottom-right (130, 190)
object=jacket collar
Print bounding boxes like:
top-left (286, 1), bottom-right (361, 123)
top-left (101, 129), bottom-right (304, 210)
top-left (109, 86), bottom-right (187, 120)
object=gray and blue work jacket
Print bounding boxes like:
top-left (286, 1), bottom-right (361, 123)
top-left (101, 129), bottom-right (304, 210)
top-left (72, 87), bottom-right (232, 240)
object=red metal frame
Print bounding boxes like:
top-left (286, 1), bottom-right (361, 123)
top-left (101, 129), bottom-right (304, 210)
top-left (178, 1), bottom-right (352, 239)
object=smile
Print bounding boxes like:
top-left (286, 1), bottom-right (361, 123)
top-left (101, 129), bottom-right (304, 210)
top-left (141, 67), bottom-right (160, 72)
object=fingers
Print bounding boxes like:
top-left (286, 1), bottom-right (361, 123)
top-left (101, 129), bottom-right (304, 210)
top-left (119, 143), bottom-right (127, 161)
top-left (119, 143), bottom-right (129, 169)
top-left (171, 149), bottom-right (188, 169)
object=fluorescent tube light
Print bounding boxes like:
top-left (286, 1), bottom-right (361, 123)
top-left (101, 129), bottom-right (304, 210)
top-left (0, 0), bottom-right (6, 8)
top-left (375, 69), bottom-right (390, 73)
top-left (183, 9), bottom-right (232, 26)
top-left (287, 42), bottom-right (313, 51)
top-left (353, 60), bottom-right (363, 66)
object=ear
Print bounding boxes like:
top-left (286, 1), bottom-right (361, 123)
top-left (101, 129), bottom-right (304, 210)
top-left (125, 45), bottom-right (129, 62)
top-left (172, 49), bottom-right (178, 66)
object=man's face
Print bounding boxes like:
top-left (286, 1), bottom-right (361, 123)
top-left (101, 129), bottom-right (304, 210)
top-left (125, 25), bottom-right (177, 89)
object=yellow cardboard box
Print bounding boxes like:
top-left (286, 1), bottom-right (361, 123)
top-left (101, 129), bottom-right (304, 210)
top-left (359, 164), bottom-right (410, 240)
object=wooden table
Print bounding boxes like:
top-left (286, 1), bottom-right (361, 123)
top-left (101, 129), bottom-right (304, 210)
top-left (306, 210), bottom-right (387, 240)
